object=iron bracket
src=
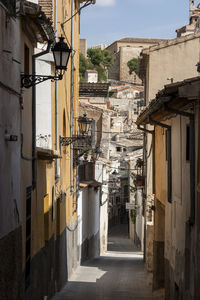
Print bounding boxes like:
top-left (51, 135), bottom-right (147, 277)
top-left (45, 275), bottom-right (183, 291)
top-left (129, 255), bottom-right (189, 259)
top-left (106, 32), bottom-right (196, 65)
top-left (21, 74), bottom-right (63, 89)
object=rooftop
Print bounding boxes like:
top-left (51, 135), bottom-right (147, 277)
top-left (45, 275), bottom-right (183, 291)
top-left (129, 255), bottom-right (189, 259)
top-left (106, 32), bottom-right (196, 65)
top-left (136, 76), bottom-right (200, 125)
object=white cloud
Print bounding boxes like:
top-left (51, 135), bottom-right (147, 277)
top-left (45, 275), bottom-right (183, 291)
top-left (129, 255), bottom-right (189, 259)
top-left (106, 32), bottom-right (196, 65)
top-left (96, 0), bottom-right (116, 7)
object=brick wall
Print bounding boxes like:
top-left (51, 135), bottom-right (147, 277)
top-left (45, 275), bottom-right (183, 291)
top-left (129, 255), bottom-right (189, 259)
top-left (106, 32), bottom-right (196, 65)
top-left (39, 0), bottom-right (53, 21)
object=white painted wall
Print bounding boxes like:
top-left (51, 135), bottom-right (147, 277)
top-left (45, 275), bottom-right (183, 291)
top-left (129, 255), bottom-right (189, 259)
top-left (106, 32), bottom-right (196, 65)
top-left (96, 162), bottom-right (109, 254)
top-left (86, 72), bottom-right (98, 83)
top-left (77, 188), bottom-right (89, 261)
top-left (36, 54), bottom-right (52, 149)
top-left (135, 188), bottom-right (144, 251)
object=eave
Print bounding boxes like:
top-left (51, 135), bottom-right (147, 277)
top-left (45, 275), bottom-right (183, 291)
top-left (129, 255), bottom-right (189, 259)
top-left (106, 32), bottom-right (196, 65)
top-left (136, 76), bottom-right (200, 126)
top-left (19, 1), bottom-right (55, 45)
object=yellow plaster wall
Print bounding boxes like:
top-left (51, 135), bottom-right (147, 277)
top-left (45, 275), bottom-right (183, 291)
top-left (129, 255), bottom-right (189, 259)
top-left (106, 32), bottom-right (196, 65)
top-left (30, 0), bottom-right (80, 259)
top-left (155, 126), bottom-right (167, 206)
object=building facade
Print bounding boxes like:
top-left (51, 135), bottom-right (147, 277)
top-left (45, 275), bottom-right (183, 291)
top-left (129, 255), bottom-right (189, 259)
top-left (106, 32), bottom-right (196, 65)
top-left (137, 28), bottom-right (200, 298)
top-left (106, 37), bottom-right (167, 83)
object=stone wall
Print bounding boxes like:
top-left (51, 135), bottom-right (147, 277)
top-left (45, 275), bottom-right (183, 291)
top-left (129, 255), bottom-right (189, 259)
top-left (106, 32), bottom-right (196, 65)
top-left (120, 47), bottom-right (142, 84)
top-left (108, 52), bottom-right (120, 80)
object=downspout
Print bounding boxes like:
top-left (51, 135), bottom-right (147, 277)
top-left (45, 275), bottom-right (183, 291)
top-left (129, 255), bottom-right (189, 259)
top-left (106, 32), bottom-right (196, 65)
top-left (137, 124), bottom-right (154, 261)
top-left (55, 0), bottom-right (60, 183)
top-left (32, 41), bottom-right (52, 189)
top-left (189, 116), bottom-right (195, 225)
top-left (70, 0), bottom-right (74, 193)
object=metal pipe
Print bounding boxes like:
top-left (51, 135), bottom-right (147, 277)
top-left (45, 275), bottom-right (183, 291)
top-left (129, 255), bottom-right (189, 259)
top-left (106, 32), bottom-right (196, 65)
top-left (32, 41), bottom-right (52, 189)
top-left (189, 116), bottom-right (195, 225)
top-left (55, 0), bottom-right (60, 183)
top-left (70, 0), bottom-right (74, 193)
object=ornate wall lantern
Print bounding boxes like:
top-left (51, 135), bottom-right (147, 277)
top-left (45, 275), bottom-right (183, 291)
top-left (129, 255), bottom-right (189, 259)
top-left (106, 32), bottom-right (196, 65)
top-left (21, 36), bottom-right (72, 88)
top-left (60, 114), bottom-right (93, 146)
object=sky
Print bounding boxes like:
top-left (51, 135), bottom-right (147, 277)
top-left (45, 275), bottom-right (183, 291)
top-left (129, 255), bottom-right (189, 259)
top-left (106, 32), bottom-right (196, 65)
top-left (80, 0), bottom-right (190, 48)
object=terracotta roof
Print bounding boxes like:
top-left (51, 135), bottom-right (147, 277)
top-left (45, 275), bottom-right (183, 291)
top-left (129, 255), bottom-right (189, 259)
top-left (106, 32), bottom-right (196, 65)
top-left (86, 70), bottom-right (98, 73)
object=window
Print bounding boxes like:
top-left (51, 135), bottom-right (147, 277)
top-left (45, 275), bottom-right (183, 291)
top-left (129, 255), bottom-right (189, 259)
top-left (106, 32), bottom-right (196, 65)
top-left (116, 147), bottom-right (121, 152)
top-left (124, 185), bottom-right (129, 202)
top-left (24, 44), bottom-right (29, 75)
top-left (79, 162), bottom-right (95, 181)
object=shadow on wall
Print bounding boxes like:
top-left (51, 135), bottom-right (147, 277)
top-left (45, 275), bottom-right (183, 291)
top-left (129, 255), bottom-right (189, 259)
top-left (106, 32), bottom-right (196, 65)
top-left (25, 160), bottom-right (69, 300)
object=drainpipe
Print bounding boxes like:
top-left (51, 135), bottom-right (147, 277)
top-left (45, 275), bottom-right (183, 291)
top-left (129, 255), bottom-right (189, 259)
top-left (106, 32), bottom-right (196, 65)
top-left (55, 0), bottom-right (60, 183)
top-left (137, 124), bottom-right (154, 261)
top-left (189, 116), bottom-right (195, 225)
top-left (32, 41), bottom-right (52, 189)
top-left (70, 0), bottom-right (74, 193)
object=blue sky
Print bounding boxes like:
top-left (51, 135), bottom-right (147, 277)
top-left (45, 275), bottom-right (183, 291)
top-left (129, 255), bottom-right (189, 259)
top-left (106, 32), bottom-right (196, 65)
top-left (80, 0), bottom-right (189, 48)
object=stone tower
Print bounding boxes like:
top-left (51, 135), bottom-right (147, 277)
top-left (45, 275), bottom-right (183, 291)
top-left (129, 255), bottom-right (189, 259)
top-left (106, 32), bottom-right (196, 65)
top-left (190, 0), bottom-right (196, 17)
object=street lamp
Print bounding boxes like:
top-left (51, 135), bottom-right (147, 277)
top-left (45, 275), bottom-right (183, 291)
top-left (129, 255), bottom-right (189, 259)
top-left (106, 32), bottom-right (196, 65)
top-left (21, 36), bottom-right (72, 88)
top-left (52, 36), bottom-right (72, 75)
top-left (78, 114), bottom-right (92, 136)
top-left (60, 114), bottom-right (93, 146)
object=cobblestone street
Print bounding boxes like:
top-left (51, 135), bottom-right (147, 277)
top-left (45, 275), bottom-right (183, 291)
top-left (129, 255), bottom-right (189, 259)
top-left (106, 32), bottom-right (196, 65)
top-left (53, 224), bottom-right (163, 300)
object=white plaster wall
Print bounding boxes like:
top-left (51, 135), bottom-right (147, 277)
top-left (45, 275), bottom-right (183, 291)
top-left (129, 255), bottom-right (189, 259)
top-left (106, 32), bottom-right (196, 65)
top-left (96, 162), bottom-right (109, 254)
top-left (135, 188), bottom-right (144, 251)
top-left (36, 56), bottom-right (52, 149)
top-left (78, 188), bottom-right (89, 245)
top-left (78, 185), bottom-right (100, 258)
top-left (88, 188), bottom-right (100, 238)
top-left (87, 73), bottom-right (98, 83)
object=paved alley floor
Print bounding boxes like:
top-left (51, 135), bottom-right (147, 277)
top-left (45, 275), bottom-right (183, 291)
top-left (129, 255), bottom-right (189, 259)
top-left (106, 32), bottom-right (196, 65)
top-left (53, 224), bottom-right (159, 300)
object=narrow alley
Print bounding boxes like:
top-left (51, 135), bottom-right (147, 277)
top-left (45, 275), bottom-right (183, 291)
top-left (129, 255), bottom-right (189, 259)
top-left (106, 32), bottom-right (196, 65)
top-left (53, 224), bottom-right (158, 300)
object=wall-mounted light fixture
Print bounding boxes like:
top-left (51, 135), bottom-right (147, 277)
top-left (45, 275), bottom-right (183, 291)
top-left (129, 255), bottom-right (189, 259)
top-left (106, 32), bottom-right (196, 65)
top-left (60, 114), bottom-right (93, 147)
top-left (21, 36), bottom-right (72, 88)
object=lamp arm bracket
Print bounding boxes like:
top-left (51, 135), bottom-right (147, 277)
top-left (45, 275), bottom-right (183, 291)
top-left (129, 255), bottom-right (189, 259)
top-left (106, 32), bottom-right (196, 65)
top-left (21, 74), bottom-right (63, 89)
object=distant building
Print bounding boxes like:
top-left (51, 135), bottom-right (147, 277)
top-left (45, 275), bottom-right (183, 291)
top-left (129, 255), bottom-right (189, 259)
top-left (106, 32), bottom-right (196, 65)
top-left (80, 38), bottom-right (87, 57)
top-left (176, 0), bottom-right (200, 37)
top-left (91, 44), bottom-right (107, 50)
top-left (85, 69), bottom-right (98, 83)
top-left (106, 37), bottom-right (167, 84)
